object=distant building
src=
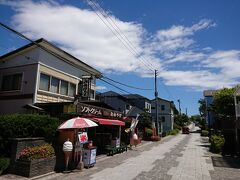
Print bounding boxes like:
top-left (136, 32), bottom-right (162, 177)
top-left (122, 94), bottom-right (151, 113)
top-left (203, 90), bottom-right (217, 127)
top-left (151, 98), bottom-right (174, 134)
top-left (98, 91), bottom-right (153, 119)
top-left (0, 38), bottom-right (101, 114)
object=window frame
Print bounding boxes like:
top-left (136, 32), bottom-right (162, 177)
top-left (38, 72), bottom-right (76, 98)
top-left (0, 72), bottom-right (23, 92)
top-left (39, 73), bottom-right (50, 91)
top-left (50, 76), bottom-right (60, 94)
top-left (161, 105), bottom-right (165, 111)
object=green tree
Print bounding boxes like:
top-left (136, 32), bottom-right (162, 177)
top-left (174, 113), bottom-right (190, 127)
top-left (190, 115), bottom-right (201, 122)
top-left (138, 109), bottom-right (152, 129)
top-left (198, 98), bottom-right (206, 118)
top-left (211, 88), bottom-right (235, 120)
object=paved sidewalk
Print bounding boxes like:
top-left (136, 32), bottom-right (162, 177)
top-left (167, 127), bottom-right (213, 180)
top-left (3, 127), bottom-right (240, 180)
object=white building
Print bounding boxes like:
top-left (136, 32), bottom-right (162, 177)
top-left (151, 98), bottom-right (174, 134)
top-left (0, 38), bottom-right (101, 114)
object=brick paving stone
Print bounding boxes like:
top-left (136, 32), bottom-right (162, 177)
top-left (167, 127), bottom-right (214, 180)
top-left (133, 134), bottom-right (191, 180)
top-left (5, 125), bottom-right (240, 180)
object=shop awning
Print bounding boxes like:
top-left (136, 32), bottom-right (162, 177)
top-left (92, 118), bottom-right (125, 126)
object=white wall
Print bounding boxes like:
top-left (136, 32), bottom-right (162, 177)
top-left (38, 49), bottom-right (90, 79)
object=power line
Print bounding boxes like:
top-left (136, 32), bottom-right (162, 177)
top-left (88, 0), bottom-right (156, 70)
top-left (1, 21), bottom-right (168, 100)
top-left (102, 76), bottom-right (153, 90)
top-left (0, 22), bottom-right (101, 77)
top-left (99, 78), bottom-right (132, 94)
top-left (85, 0), bottom-right (155, 73)
top-left (86, 1), bottom-right (179, 101)
top-left (0, 22), bottom-right (143, 96)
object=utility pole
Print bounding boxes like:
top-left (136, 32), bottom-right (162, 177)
top-left (186, 108), bottom-right (188, 116)
top-left (155, 70), bottom-right (159, 136)
top-left (177, 99), bottom-right (181, 115)
top-left (234, 86), bottom-right (240, 155)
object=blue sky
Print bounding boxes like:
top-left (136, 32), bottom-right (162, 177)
top-left (1, 0), bottom-right (240, 116)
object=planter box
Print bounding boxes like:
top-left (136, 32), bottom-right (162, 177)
top-left (14, 156), bottom-right (56, 177)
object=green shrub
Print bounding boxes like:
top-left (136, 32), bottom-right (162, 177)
top-left (0, 157), bottom-right (10, 175)
top-left (201, 130), bottom-right (209, 137)
top-left (169, 129), bottom-right (179, 135)
top-left (173, 123), bottom-right (181, 130)
top-left (0, 114), bottom-right (59, 157)
top-left (19, 144), bottom-right (55, 160)
top-left (145, 128), bottom-right (153, 136)
top-left (210, 134), bottom-right (225, 153)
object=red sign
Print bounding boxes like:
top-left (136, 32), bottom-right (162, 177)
top-left (78, 132), bottom-right (88, 144)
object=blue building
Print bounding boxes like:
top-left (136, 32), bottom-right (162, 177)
top-left (203, 90), bottom-right (216, 127)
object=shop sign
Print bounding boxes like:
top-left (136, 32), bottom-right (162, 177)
top-left (78, 132), bottom-right (88, 144)
top-left (110, 111), bottom-right (122, 118)
top-left (80, 105), bottom-right (102, 116)
top-left (77, 103), bottom-right (123, 118)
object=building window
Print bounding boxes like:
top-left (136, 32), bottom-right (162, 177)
top-left (161, 116), bottom-right (165, 122)
top-left (126, 104), bottom-right (130, 110)
top-left (161, 105), bottom-right (165, 111)
top-left (1, 73), bottom-right (22, 91)
top-left (39, 73), bottom-right (50, 91)
top-left (60, 80), bottom-right (68, 95)
top-left (50, 77), bottom-right (59, 93)
top-left (39, 73), bottom-right (77, 97)
top-left (69, 83), bottom-right (76, 97)
top-left (90, 89), bottom-right (95, 99)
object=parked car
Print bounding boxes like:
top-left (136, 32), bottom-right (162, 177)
top-left (182, 126), bottom-right (190, 134)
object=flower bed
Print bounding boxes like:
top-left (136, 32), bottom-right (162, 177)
top-left (14, 144), bottom-right (55, 177)
top-left (19, 144), bottom-right (54, 160)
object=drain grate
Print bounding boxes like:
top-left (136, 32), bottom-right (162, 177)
top-left (212, 156), bottom-right (240, 168)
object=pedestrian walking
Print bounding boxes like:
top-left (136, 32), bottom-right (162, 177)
top-left (133, 133), bottom-right (138, 147)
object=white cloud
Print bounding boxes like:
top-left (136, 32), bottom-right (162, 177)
top-left (96, 86), bottom-right (107, 90)
top-left (152, 19), bottom-right (216, 53)
top-left (165, 51), bottom-right (206, 64)
top-left (159, 70), bottom-right (237, 90)
top-left (3, 0), bottom-right (155, 73)
top-left (204, 50), bottom-right (240, 78)
top-left (2, 0), bottom-right (240, 91)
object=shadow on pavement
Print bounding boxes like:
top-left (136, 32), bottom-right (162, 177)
top-left (190, 129), bottom-right (201, 134)
top-left (212, 156), bottom-right (240, 169)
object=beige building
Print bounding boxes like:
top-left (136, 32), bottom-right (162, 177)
top-left (0, 38), bottom-right (101, 114)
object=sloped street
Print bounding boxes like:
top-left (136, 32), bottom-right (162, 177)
top-left (45, 126), bottom-right (215, 180)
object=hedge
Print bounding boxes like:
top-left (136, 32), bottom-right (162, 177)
top-left (0, 157), bottom-right (10, 175)
top-left (201, 130), bottom-right (209, 137)
top-left (168, 129), bottom-right (180, 135)
top-left (0, 114), bottom-right (59, 157)
top-left (210, 134), bottom-right (225, 153)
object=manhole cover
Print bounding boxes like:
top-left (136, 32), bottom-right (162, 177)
top-left (212, 156), bottom-right (240, 168)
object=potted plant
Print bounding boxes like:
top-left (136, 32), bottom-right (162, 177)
top-left (14, 144), bottom-right (56, 177)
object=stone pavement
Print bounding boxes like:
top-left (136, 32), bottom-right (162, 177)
top-left (2, 126), bottom-right (240, 180)
top-left (47, 126), bottom-right (214, 180)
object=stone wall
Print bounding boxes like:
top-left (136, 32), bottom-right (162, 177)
top-left (9, 137), bottom-right (46, 173)
top-left (14, 156), bottom-right (56, 177)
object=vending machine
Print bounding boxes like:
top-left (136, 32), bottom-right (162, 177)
top-left (83, 147), bottom-right (97, 168)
